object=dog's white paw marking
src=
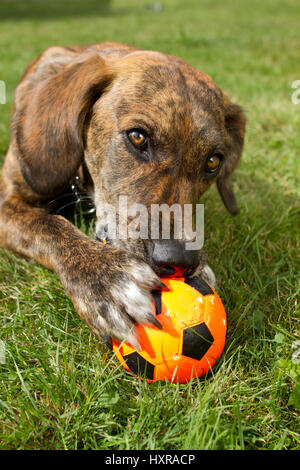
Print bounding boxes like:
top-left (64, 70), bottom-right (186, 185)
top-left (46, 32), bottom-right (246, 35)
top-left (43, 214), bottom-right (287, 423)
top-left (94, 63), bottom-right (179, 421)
top-left (112, 279), bottom-right (155, 323)
top-left (127, 262), bottom-right (158, 286)
top-left (95, 304), bottom-right (142, 350)
top-left (200, 264), bottom-right (216, 288)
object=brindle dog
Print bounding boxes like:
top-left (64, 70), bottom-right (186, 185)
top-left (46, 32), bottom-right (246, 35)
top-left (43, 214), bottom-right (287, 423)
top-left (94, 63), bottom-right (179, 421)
top-left (0, 43), bottom-right (245, 349)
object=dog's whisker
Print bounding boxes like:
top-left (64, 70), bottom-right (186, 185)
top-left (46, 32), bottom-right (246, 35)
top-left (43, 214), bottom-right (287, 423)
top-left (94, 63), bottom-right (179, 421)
top-left (47, 192), bottom-right (80, 206)
top-left (54, 198), bottom-right (95, 214)
top-left (47, 192), bottom-right (94, 206)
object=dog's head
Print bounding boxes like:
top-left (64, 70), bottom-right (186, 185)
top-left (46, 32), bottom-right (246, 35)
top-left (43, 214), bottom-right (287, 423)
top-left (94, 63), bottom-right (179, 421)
top-left (14, 46), bottom-right (246, 276)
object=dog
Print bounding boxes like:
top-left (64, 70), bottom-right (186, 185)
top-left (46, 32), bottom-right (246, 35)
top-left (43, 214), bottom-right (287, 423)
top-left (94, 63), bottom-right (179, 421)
top-left (0, 42), bottom-right (246, 349)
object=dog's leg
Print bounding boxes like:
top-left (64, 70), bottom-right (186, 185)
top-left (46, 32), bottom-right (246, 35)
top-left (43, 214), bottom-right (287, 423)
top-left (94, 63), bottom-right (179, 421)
top-left (0, 188), bottom-right (163, 349)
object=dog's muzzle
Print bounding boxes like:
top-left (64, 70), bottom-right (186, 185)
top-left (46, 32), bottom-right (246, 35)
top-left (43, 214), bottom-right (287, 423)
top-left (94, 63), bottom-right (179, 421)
top-left (146, 239), bottom-right (200, 277)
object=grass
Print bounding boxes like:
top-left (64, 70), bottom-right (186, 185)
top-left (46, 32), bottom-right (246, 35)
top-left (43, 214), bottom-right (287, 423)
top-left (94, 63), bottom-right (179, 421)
top-left (0, 0), bottom-right (299, 450)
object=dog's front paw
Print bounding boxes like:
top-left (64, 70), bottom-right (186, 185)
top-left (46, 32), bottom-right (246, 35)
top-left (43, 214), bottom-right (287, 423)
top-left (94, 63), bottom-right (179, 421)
top-left (59, 242), bottom-right (164, 349)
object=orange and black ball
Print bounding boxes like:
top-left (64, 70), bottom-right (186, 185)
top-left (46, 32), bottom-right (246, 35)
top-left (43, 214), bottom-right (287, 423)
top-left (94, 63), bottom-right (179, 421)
top-left (112, 277), bottom-right (227, 384)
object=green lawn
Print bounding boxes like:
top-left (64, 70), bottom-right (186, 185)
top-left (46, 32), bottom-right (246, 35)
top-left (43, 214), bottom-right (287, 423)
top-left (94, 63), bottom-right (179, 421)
top-left (0, 0), bottom-right (299, 450)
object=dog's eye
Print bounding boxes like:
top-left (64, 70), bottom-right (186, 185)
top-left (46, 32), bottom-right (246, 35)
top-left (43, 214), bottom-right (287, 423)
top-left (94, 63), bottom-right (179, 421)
top-left (124, 128), bottom-right (152, 162)
top-left (205, 154), bottom-right (222, 173)
top-left (127, 130), bottom-right (147, 149)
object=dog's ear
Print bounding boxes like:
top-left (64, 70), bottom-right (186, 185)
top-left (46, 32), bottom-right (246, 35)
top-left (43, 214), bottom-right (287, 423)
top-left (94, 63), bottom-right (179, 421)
top-left (13, 54), bottom-right (112, 197)
top-left (217, 97), bottom-right (246, 214)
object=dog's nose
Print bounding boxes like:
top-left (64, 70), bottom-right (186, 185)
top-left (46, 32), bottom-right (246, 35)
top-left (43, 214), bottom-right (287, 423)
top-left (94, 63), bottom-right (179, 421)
top-left (150, 239), bottom-right (200, 276)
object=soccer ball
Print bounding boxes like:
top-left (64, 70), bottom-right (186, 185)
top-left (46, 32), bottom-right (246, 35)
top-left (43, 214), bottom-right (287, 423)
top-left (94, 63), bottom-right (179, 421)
top-left (112, 277), bottom-right (227, 383)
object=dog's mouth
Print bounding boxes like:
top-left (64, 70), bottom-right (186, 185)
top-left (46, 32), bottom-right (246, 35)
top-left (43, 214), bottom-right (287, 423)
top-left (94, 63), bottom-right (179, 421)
top-left (157, 264), bottom-right (177, 276)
